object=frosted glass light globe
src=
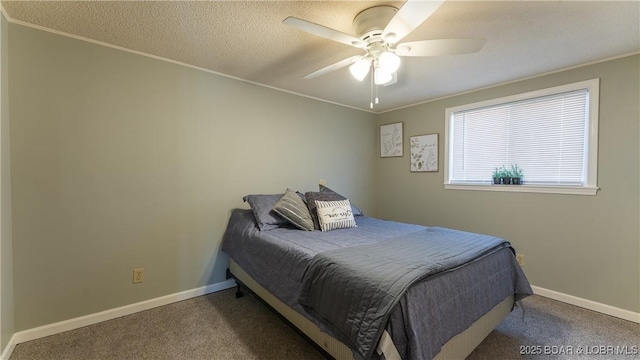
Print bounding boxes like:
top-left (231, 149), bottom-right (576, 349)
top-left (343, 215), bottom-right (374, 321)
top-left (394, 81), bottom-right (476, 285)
top-left (378, 52), bottom-right (401, 74)
top-left (349, 58), bottom-right (371, 81)
top-left (374, 68), bottom-right (393, 85)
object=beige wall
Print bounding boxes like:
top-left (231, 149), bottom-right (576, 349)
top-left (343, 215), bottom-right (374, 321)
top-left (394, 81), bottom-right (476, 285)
top-left (8, 23), bottom-right (377, 331)
top-left (1, 13), bottom-right (15, 352)
top-left (376, 55), bottom-right (640, 313)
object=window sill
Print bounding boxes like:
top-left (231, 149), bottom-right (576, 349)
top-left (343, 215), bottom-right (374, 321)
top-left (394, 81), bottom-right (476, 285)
top-left (444, 184), bottom-right (599, 195)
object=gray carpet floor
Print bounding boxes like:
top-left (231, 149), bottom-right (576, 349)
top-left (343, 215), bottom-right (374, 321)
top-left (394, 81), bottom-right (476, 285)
top-left (9, 289), bottom-right (639, 360)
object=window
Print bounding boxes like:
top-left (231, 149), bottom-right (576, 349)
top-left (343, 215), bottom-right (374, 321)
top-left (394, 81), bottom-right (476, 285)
top-left (444, 79), bottom-right (599, 195)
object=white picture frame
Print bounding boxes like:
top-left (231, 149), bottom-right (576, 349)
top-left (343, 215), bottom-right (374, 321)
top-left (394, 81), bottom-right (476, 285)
top-left (380, 122), bottom-right (403, 158)
top-left (410, 133), bottom-right (438, 172)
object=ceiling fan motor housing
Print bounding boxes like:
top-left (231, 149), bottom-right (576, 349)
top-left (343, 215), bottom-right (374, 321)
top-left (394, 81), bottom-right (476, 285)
top-left (353, 6), bottom-right (398, 42)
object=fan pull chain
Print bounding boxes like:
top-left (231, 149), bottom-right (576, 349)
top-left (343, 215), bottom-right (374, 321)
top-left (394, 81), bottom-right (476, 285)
top-left (370, 66), bottom-right (374, 109)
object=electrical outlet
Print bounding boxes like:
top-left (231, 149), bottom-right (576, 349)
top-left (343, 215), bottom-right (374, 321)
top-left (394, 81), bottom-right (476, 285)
top-left (319, 179), bottom-right (327, 186)
top-left (516, 254), bottom-right (525, 267)
top-left (133, 268), bottom-right (144, 284)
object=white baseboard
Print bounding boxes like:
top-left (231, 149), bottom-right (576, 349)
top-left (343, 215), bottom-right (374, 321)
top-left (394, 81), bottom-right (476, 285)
top-left (0, 335), bottom-right (16, 360)
top-left (532, 285), bottom-right (640, 323)
top-left (0, 279), bottom-right (236, 360)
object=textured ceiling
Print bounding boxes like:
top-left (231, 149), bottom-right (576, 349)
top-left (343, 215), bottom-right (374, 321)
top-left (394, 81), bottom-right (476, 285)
top-left (2, 0), bottom-right (639, 113)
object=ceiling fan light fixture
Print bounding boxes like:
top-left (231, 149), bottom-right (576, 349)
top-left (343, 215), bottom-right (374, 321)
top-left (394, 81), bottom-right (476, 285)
top-left (374, 67), bottom-right (393, 85)
top-left (349, 58), bottom-right (371, 81)
top-left (378, 51), bottom-right (401, 73)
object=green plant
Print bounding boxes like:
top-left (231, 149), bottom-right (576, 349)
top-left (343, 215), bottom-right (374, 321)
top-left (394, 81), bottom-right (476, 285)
top-left (493, 166), bottom-right (509, 178)
top-left (492, 167), bottom-right (503, 179)
top-left (510, 164), bottom-right (523, 178)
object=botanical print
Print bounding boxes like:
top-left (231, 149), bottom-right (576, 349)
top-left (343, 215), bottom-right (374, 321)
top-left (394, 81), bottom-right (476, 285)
top-left (410, 134), bottom-right (438, 172)
top-left (380, 123), bottom-right (403, 157)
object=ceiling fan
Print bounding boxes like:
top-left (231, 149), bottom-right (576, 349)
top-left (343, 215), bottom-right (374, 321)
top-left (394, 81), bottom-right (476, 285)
top-left (283, 0), bottom-right (485, 108)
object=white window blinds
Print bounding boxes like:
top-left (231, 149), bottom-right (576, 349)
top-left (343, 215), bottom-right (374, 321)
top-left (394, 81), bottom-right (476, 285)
top-left (449, 89), bottom-right (590, 185)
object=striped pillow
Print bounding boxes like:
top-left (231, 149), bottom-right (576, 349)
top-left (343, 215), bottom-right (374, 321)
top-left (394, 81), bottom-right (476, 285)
top-left (315, 199), bottom-right (357, 232)
top-left (272, 189), bottom-right (314, 231)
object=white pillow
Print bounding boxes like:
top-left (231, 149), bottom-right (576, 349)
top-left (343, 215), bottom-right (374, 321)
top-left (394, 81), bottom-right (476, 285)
top-left (315, 199), bottom-right (357, 232)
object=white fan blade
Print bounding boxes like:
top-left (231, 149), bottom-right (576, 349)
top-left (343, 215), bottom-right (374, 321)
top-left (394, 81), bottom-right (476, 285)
top-left (283, 17), bottom-right (366, 49)
top-left (395, 39), bottom-right (486, 57)
top-left (304, 56), bottom-right (363, 79)
top-left (382, 0), bottom-right (444, 44)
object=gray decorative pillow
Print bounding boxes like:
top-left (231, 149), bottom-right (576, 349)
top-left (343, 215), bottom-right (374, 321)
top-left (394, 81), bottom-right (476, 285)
top-left (272, 189), bottom-right (314, 231)
top-left (319, 185), bottom-right (364, 216)
top-left (242, 194), bottom-right (288, 231)
top-left (315, 199), bottom-right (357, 232)
top-left (305, 191), bottom-right (343, 230)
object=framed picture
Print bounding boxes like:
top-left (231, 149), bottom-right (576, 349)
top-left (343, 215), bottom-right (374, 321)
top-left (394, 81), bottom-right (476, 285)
top-left (410, 133), bottom-right (438, 172)
top-left (380, 122), bottom-right (403, 158)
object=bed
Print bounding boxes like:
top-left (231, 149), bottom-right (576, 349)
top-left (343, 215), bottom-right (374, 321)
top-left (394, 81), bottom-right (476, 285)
top-left (221, 189), bottom-right (532, 360)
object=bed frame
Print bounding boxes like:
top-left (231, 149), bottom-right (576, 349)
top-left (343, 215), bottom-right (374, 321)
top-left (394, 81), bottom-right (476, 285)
top-left (229, 259), bottom-right (513, 360)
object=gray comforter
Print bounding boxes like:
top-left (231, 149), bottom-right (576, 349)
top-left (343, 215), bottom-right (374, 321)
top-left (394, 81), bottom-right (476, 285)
top-left (298, 227), bottom-right (514, 359)
top-left (221, 209), bottom-right (532, 360)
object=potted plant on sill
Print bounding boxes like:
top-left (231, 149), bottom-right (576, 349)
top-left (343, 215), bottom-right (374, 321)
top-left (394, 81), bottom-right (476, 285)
top-left (510, 164), bottom-right (523, 185)
top-left (493, 166), bottom-right (511, 185)
top-left (492, 167), bottom-right (503, 184)
top-left (500, 167), bottom-right (512, 185)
